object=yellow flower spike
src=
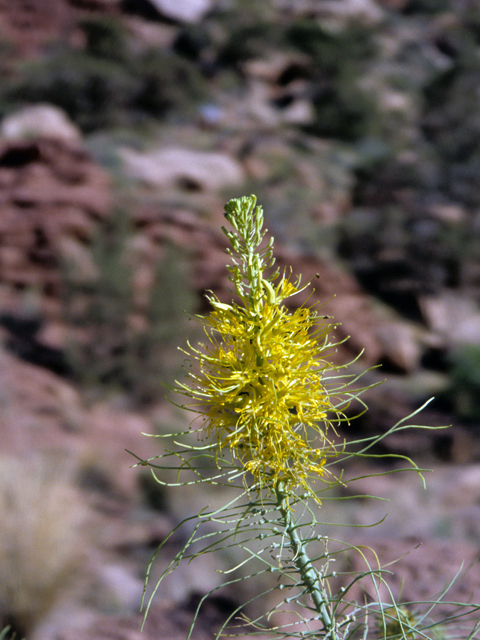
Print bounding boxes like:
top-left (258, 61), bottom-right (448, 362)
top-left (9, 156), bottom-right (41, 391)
top-left (174, 194), bottom-right (350, 501)
top-left (139, 196), bottom-right (463, 640)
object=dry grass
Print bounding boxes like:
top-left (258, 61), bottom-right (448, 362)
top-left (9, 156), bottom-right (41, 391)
top-left (0, 455), bottom-right (89, 637)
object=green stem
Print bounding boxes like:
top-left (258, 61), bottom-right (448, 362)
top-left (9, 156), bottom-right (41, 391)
top-left (275, 482), bottom-right (337, 639)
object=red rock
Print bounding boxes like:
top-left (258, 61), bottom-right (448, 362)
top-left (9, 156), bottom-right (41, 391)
top-left (0, 138), bottom-right (111, 311)
top-left (0, 0), bottom-right (75, 57)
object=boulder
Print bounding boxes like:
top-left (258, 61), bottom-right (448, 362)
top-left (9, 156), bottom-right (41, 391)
top-left (120, 146), bottom-right (245, 192)
top-left (1, 105), bottom-right (82, 144)
top-left (146, 0), bottom-right (214, 23)
top-left (420, 292), bottom-right (480, 345)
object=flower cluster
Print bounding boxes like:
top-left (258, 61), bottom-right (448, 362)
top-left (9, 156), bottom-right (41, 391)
top-left (176, 196), bottom-right (346, 496)
top-left (142, 195), bottom-right (472, 640)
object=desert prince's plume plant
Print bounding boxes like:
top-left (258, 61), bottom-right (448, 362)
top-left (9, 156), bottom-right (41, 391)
top-left (131, 195), bottom-right (480, 640)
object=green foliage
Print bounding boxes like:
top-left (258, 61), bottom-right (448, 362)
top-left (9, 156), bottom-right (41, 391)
top-left (284, 20), bottom-right (378, 141)
top-left (446, 344), bottom-right (480, 422)
top-left (130, 243), bottom-right (196, 403)
top-left (131, 50), bottom-right (206, 118)
top-left (344, 1), bottom-right (480, 220)
top-left (217, 22), bottom-right (283, 68)
top-left (421, 14), bottom-right (480, 208)
top-left (0, 51), bottom-right (139, 132)
top-left (338, 201), bottom-right (479, 321)
top-left (79, 15), bottom-right (129, 63)
top-left (404, 0), bottom-right (451, 14)
top-left (62, 209), bottom-right (195, 404)
top-left (63, 208), bottom-right (132, 388)
top-left (173, 23), bottom-right (215, 62)
top-left (286, 20), bottom-right (376, 65)
top-left (213, 12), bottom-right (379, 141)
top-left (0, 16), bottom-right (208, 132)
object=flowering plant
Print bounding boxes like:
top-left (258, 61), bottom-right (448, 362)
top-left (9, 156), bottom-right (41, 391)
top-left (132, 195), bottom-right (480, 640)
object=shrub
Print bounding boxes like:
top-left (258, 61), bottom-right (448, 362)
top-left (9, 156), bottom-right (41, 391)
top-left (79, 15), bottom-right (129, 63)
top-left (447, 344), bottom-right (480, 422)
top-left (1, 51), bottom-right (139, 132)
top-left (0, 16), bottom-right (208, 132)
top-left (62, 209), bottom-right (195, 404)
top-left (0, 456), bottom-right (87, 638)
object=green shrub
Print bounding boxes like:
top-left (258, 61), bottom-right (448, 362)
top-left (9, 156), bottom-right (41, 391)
top-left (421, 17), bottom-right (480, 208)
top-left (447, 344), bottom-right (480, 422)
top-left (0, 15), bottom-right (208, 132)
top-left (286, 20), bottom-right (378, 141)
top-left (403, 0), bottom-right (451, 13)
top-left (62, 209), bottom-right (195, 404)
top-left (131, 49), bottom-right (206, 118)
top-left (80, 15), bottom-right (129, 63)
top-left (216, 22), bottom-right (282, 68)
top-left (1, 51), bottom-right (139, 132)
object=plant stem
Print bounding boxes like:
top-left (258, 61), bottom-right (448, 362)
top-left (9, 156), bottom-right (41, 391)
top-left (275, 482), bottom-right (338, 639)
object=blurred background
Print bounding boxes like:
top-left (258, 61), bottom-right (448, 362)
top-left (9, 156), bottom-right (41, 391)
top-left (0, 0), bottom-right (480, 638)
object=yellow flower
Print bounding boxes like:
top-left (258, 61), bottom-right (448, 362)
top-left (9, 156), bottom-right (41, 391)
top-left (175, 195), bottom-right (347, 498)
top-left (178, 278), bottom-right (343, 496)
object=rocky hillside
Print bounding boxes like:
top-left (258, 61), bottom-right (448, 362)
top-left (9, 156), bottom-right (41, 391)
top-left (1, 1), bottom-right (480, 639)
